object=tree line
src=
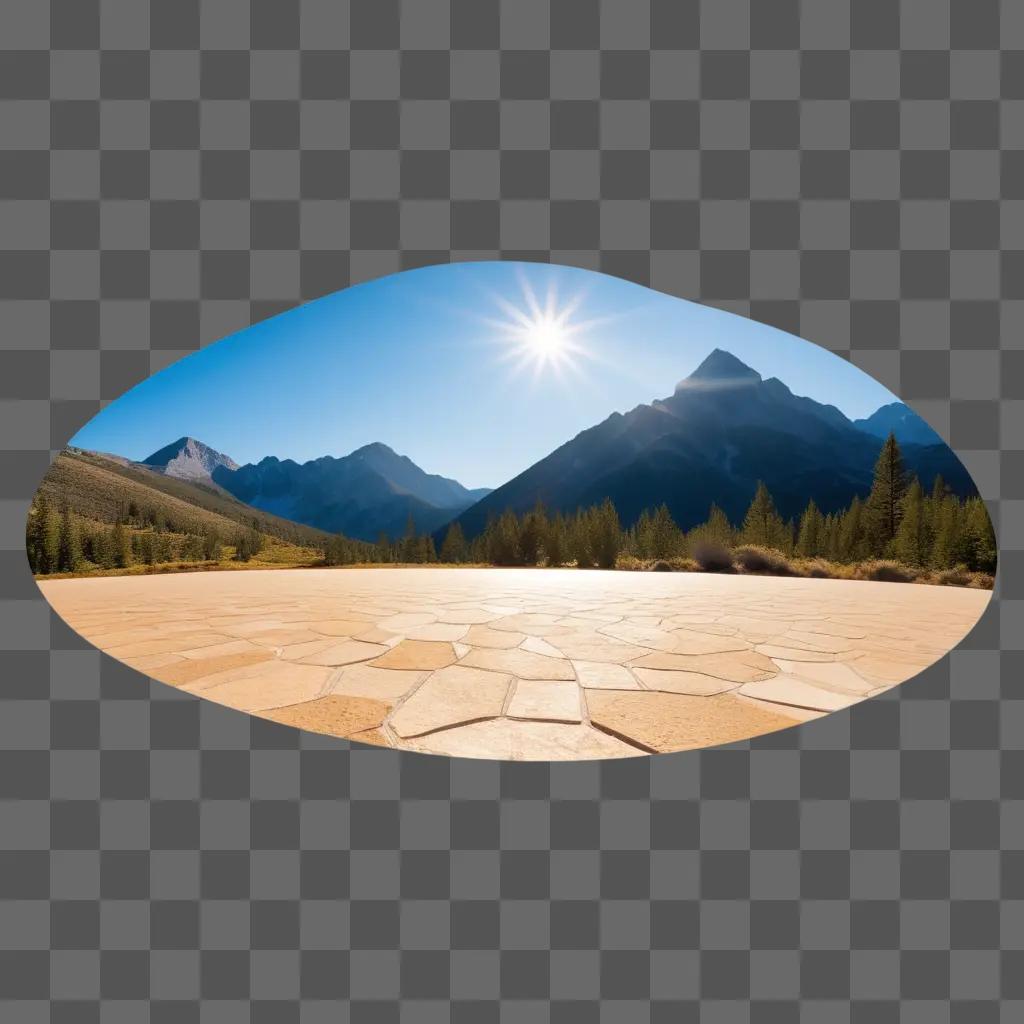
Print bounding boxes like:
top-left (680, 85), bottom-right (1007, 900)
top-left (31, 433), bottom-right (995, 579)
top-left (26, 493), bottom-right (268, 574)
top-left (331, 433), bottom-right (994, 574)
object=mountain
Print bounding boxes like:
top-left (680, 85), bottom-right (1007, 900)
top-left (444, 349), bottom-right (976, 539)
top-left (46, 448), bottom-right (331, 547)
top-left (210, 443), bottom-right (491, 543)
top-left (853, 402), bottom-right (945, 446)
top-left (142, 436), bottom-right (238, 483)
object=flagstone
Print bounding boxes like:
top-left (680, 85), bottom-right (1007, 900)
top-left (520, 636), bottom-right (568, 658)
top-left (120, 652), bottom-right (187, 673)
top-left (772, 659), bottom-right (876, 695)
top-left (670, 629), bottom-right (751, 655)
top-left (402, 622), bottom-right (471, 641)
top-left (572, 661), bottom-right (642, 690)
top-left (353, 627), bottom-right (404, 645)
top-left (39, 566), bottom-right (991, 760)
top-left (388, 665), bottom-right (511, 738)
top-left (738, 677), bottom-right (859, 713)
top-left (379, 612), bottom-right (437, 630)
top-left (598, 622), bottom-right (678, 651)
top-left (327, 664), bottom-right (428, 701)
top-left (156, 649), bottom-right (275, 686)
top-left (546, 632), bottom-right (650, 664)
top-left (754, 644), bottom-right (837, 663)
top-left (262, 695), bottom-right (392, 737)
top-left (459, 647), bottom-right (576, 680)
top-left (295, 639), bottom-right (390, 666)
top-left (463, 625), bottom-right (525, 649)
top-left (346, 726), bottom-right (392, 748)
top-left (370, 640), bottom-right (456, 671)
top-left (247, 627), bottom-right (325, 648)
top-left (507, 679), bottom-right (582, 723)
top-left (436, 608), bottom-right (504, 624)
top-left (190, 662), bottom-right (333, 712)
top-left (403, 718), bottom-right (643, 761)
top-left (629, 650), bottom-right (777, 682)
top-left (178, 638), bottom-right (261, 659)
top-left (585, 690), bottom-right (801, 753)
top-left (307, 618), bottom-right (376, 636)
top-left (104, 632), bottom-right (233, 658)
top-left (632, 667), bottom-right (738, 696)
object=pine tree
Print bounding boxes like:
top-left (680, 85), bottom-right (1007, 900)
top-left (202, 530), bottom-right (222, 561)
top-left (836, 495), bottom-right (866, 562)
top-left (632, 508), bottom-right (654, 558)
top-left (864, 433), bottom-right (908, 554)
top-left (892, 478), bottom-right (928, 565)
top-left (111, 519), bottom-right (132, 568)
top-left (795, 499), bottom-right (824, 557)
top-left (650, 503), bottom-right (681, 559)
top-left (568, 509), bottom-right (593, 567)
top-left (590, 498), bottom-right (622, 569)
top-left (687, 503), bottom-right (733, 554)
top-left (417, 535), bottom-right (437, 563)
top-left (486, 510), bottom-right (521, 566)
top-left (439, 522), bottom-right (468, 563)
top-left (545, 512), bottom-right (566, 566)
top-left (741, 482), bottom-right (787, 549)
top-left (26, 495), bottom-right (62, 574)
top-left (518, 503), bottom-right (546, 566)
top-left (930, 495), bottom-right (963, 569)
top-left (233, 528), bottom-right (263, 562)
top-left (962, 497), bottom-right (997, 573)
top-left (57, 507), bottom-right (82, 572)
top-left (400, 513), bottom-right (417, 562)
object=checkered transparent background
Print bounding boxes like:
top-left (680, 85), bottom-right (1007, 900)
top-left (1, 1), bottom-right (1022, 1018)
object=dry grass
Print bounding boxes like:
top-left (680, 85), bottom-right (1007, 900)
top-left (614, 549), bottom-right (993, 589)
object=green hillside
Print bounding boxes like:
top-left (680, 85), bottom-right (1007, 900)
top-left (27, 449), bottom-right (347, 577)
top-left (47, 449), bottom-right (330, 545)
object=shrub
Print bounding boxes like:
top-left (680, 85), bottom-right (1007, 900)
top-left (692, 540), bottom-right (734, 573)
top-left (733, 544), bottom-right (796, 576)
top-left (935, 564), bottom-right (971, 587)
top-left (614, 554), bottom-right (648, 572)
top-left (801, 558), bottom-right (835, 579)
top-left (856, 559), bottom-right (917, 583)
top-left (652, 559), bottom-right (674, 572)
top-left (668, 557), bottom-right (699, 573)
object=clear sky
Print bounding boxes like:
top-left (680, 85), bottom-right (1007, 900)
top-left (72, 262), bottom-right (898, 490)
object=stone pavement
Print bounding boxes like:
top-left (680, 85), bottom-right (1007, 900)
top-left (38, 567), bottom-right (991, 761)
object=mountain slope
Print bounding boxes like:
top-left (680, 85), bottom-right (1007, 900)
top-left (445, 349), bottom-right (976, 539)
top-left (142, 436), bottom-right (239, 482)
top-left (212, 443), bottom-right (490, 542)
top-left (51, 448), bottom-right (331, 546)
top-left (853, 402), bottom-right (945, 446)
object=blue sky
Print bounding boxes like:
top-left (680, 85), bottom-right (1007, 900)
top-left (72, 262), bottom-right (898, 490)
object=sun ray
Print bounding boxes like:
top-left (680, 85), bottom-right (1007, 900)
top-left (477, 273), bottom-right (601, 381)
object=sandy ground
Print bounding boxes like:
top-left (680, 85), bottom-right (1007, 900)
top-left (38, 567), bottom-right (990, 761)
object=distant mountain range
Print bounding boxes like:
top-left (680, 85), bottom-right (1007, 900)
top-left (120, 436), bottom-right (489, 542)
top-left (83, 349), bottom-right (974, 545)
top-left (211, 443), bottom-right (490, 542)
top-left (444, 349), bottom-right (976, 540)
top-left (853, 402), bottom-right (945, 446)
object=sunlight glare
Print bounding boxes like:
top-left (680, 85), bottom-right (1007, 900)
top-left (482, 272), bottom-right (598, 381)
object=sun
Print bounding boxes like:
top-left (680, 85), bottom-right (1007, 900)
top-left (522, 313), bottom-right (567, 361)
top-left (483, 272), bottom-right (595, 380)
